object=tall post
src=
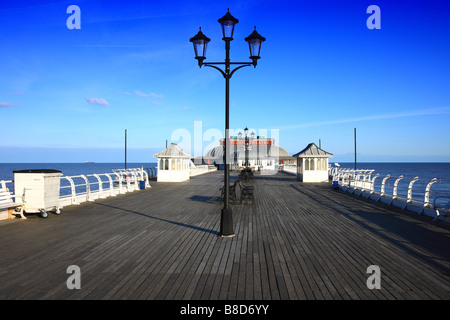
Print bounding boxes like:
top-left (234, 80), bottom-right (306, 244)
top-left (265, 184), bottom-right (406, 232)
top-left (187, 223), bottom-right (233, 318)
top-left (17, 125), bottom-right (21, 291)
top-left (245, 132), bottom-right (249, 170)
top-left (220, 39), bottom-right (234, 237)
top-left (354, 128), bottom-right (357, 170)
top-left (190, 12), bottom-right (264, 238)
top-left (125, 129), bottom-right (127, 170)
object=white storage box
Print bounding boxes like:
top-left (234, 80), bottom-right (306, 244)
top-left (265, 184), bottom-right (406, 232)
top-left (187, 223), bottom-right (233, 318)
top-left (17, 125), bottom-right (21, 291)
top-left (13, 169), bottom-right (62, 218)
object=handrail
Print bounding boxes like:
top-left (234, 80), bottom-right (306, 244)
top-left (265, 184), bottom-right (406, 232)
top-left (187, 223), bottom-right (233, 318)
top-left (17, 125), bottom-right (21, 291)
top-left (1, 168), bottom-right (154, 216)
top-left (59, 167), bottom-right (151, 207)
top-left (332, 168), bottom-right (450, 222)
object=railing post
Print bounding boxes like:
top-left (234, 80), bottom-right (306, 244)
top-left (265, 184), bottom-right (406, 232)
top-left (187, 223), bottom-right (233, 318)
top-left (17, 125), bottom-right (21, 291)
top-left (131, 169), bottom-right (139, 190)
top-left (114, 173), bottom-right (121, 193)
top-left (80, 175), bottom-right (90, 202)
top-left (104, 173), bottom-right (115, 196)
top-left (422, 178), bottom-right (438, 214)
top-left (370, 174), bottom-right (379, 194)
top-left (143, 171), bottom-right (151, 188)
top-left (93, 174), bottom-right (104, 198)
top-left (406, 177), bottom-right (419, 203)
top-left (392, 175), bottom-right (404, 200)
top-left (65, 176), bottom-right (78, 205)
top-left (125, 172), bottom-right (131, 191)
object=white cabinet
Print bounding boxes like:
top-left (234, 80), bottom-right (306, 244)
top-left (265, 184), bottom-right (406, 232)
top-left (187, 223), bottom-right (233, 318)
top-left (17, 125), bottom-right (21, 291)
top-left (14, 169), bottom-right (62, 217)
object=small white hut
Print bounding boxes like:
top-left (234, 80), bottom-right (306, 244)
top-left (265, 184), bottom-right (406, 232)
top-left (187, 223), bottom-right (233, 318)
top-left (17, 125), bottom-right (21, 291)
top-left (153, 143), bottom-right (193, 182)
top-left (293, 143), bottom-right (333, 182)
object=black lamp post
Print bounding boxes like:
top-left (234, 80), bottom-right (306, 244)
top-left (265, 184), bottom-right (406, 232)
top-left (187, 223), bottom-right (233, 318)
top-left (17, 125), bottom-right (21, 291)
top-left (244, 127), bottom-right (249, 170)
top-left (190, 9), bottom-right (265, 237)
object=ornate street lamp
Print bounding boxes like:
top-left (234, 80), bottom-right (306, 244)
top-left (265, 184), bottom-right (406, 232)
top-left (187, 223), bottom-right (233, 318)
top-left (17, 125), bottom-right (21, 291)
top-left (218, 9), bottom-right (239, 40)
top-left (244, 127), bottom-right (249, 170)
top-left (245, 27), bottom-right (266, 66)
top-left (189, 27), bottom-right (210, 67)
top-left (190, 9), bottom-right (265, 238)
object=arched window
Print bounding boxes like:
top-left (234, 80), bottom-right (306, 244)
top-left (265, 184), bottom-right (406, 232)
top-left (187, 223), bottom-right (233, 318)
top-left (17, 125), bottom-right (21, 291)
top-left (310, 159), bottom-right (315, 170)
top-left (305, 159), bottom-right (309, 170)
top-left (176, 159), bottom-right (181, 171)
top-left (159, 159), bottom-right (164, 170)
top-left (164, 159), bottom-right (169, 170)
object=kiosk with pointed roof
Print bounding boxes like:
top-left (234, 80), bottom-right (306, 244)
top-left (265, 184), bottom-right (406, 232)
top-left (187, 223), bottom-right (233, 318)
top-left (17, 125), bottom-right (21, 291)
top-left (153, 143), bottom-right (193, 182)
top-left (293, 143), bottom-right (333, 182)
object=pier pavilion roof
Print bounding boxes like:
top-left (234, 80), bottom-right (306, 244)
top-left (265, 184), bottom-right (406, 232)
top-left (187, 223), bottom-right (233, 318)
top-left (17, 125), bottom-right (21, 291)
top-left (153, 143), bottom-right (192, 158)
top-left (292, 143), bottom-right (333, 158)
top-left (205, 144), bottom-right (290, 162)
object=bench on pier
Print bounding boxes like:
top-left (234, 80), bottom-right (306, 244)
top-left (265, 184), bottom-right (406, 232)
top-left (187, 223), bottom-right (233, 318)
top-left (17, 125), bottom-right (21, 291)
top-left (238, 181), bottom-right (254, 204)
top-left (0, 188), bottom-right (25, 219)
top-left (239, 169), bottom-right (254, 182)
top-left (220, 180), bottom-right (238, 204)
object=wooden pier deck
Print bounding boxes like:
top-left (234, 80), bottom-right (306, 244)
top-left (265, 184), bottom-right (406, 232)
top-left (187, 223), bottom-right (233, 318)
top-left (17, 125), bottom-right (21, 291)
top-left (0, 170), bottom-right (449, 302)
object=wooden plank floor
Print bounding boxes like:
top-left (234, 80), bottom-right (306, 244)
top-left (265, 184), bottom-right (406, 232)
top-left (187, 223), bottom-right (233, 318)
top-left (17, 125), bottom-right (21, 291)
top-left (0, 170), bottom-right (449, 300)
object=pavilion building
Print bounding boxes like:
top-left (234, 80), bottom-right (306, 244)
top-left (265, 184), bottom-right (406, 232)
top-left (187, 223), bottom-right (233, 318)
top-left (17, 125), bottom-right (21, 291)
top-left (153, 143), bottom-right (193, 182)
top-left (204, 136), bottom-right (292, 170)
top-left (293, 143), bottom-right (333, 182)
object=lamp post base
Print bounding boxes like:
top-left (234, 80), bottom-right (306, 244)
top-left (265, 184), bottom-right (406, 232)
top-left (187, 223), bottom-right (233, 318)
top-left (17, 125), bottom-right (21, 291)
top-left (220, 208), bottom-right (235, 237)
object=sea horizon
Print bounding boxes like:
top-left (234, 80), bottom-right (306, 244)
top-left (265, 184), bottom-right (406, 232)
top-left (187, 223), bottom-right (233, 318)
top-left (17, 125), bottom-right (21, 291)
top-left (0, 161), bottom-right (449, 164)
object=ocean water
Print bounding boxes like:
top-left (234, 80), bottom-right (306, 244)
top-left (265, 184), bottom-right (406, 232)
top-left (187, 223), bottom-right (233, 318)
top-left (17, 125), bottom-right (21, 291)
top-left (0, 163), bottom-right (157, 197)
top-left (336, 162), bottom-right (450, 207)
top-left (337, 162), bottom-right (450, 182)
top-left (1, 162), bottom-right (448, 181)
top-left (1, 162), bottom-right (449, 206)
top-left (0, 163), bottom-right (157, 182)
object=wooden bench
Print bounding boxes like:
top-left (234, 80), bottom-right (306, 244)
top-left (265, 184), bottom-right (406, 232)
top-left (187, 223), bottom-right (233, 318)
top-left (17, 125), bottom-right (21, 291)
top-left (0, 188), bottom-right (25, 219)
top-left (220, 180), bottom-right (238, 204)
top-left (239, 169), bottom-right (254, 182)
top-left (238, 181), bottom-right (255, 204)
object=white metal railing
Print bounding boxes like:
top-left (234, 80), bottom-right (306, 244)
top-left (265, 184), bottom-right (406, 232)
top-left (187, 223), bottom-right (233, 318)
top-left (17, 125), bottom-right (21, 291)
top-left (145, 167), bottom-right (158, 179)
top-left (332, 168), bottom-right (450, 222)
top-left (1, 168), bottom-right (151, 219)
top-left (59, 168), bottom-right (151, 207)
top-left (0, 180), bottom-right (18, 203)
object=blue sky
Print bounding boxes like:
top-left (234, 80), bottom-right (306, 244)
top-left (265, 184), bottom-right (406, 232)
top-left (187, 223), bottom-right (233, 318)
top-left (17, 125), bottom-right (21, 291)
top-left (1, 0), bottom-right (449, 163)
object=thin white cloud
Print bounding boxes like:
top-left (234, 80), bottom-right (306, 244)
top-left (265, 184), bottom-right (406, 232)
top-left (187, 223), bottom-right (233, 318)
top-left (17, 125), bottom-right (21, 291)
top-left (0, 102), bottom-right (14, 107)
top-left (86, 98), bottom-right (110, 106)
top-left (280, 107), bottom-right (450, 130)
top-left (134, 90), bottom-right (164, 99)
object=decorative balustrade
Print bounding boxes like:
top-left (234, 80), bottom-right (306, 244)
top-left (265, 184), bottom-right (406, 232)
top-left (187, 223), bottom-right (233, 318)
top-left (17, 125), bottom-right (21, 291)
top-left (332, 168), bottom-right (450, 221)
top-left (59, 168), bottom-right (151, 207)
top-left (0, 167), bottom-right (153, 219)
